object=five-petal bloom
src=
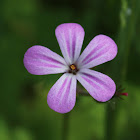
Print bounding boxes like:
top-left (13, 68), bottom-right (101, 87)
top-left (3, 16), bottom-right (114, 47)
top-left (23, 23), bottom-right (117, 113)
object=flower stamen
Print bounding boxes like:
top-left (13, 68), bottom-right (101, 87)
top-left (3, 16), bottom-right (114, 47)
top-left (70, 64), bottom-right (76, 70)
top-left (69, 64), bottom-right (78, 74)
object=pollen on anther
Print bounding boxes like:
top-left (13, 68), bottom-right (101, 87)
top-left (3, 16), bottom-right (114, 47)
top-left (70, 64), bottom-right (76, 70)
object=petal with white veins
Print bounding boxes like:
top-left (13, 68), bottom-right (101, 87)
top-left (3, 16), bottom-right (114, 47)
top-left (76, 69), bottom-right (116, 102)
top-left (24, 45), bottom-right (68, 75)
top-left (55, 23), bottom-right (85, 65)
top-left (47, 73), bottom-right (77, 113)
top-left (77, 35), bottom-right (117, 69)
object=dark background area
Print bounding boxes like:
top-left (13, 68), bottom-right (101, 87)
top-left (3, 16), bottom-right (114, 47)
top-left (0, 0), bottom-right (140, 140)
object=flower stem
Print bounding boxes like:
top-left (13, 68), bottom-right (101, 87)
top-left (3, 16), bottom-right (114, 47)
top-left (62, 113), bottom-right (70, 140)
top-left (105, 0), bottom-right (139, 140)
top-left (105, 102), bottom-right (118, 140)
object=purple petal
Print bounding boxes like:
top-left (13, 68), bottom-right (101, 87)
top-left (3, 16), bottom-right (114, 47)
top-left (47, 73), bottom-right (77, 113)
top-left (76, 69), bottom-right (116, 102)
top-left (23, 45), bottom-right (68, 75)
top-left (55, 23), bottom-right (85, 65)
top-left (77, 35), bottom-right (117, 69)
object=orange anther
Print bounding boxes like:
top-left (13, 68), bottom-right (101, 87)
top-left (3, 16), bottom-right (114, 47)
top-left (70, 64), bottom-right (76, 70)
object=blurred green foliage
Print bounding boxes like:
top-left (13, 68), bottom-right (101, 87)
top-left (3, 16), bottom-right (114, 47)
top-left (0, 0), bottom-right (140, 140)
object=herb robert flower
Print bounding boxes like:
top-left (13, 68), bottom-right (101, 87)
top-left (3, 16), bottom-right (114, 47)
top-left (24, 23), bottom-right (117, 113)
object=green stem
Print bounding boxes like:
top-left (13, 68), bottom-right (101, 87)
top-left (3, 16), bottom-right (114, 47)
top-left (105, 0), bottom-right (140, 140)
top-left (105, 103), bottom-right (118, 140)
top-left (62, 113), bottom-right (70, 140)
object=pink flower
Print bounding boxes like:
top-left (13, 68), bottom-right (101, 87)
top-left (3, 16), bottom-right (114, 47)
top-left (24, 23), bottom-right (117, 113)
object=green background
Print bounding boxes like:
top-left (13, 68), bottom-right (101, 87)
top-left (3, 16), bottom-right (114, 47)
top-left (0, 0), bottom-right (140, 140)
